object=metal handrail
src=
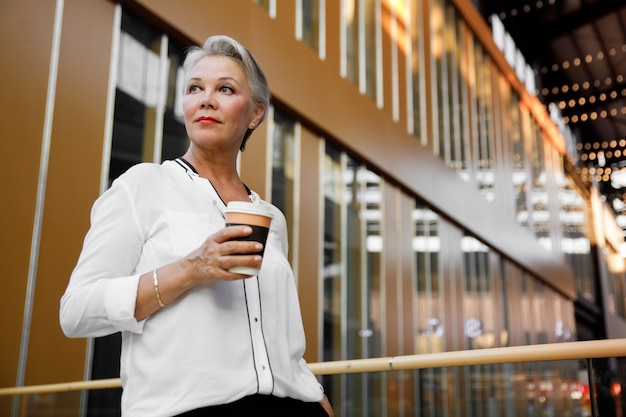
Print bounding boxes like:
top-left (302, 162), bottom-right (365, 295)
top-left (2, 338), bottom-right (625, 396)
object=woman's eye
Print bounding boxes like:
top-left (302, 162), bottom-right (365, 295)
top-left (219, 85), bottom-right (234, 94)
top-left (187, 84), bottom-right (201, 93)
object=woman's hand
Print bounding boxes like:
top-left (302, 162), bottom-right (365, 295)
top-left (320, 396), bottom-right (334, 417)
top-left (134, 226), bottom-right (263, 320)
top-left (184, 225), bottom-right (263, 286)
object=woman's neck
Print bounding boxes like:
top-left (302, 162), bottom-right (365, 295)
top-left (184, 147), bottom-right (233, 174)
top-left (182, 150), bottom-right (249, 204)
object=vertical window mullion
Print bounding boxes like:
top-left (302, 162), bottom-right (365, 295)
top-left (153, 34), bottom-right (168, 163)
top-left (439, 4), bottom-right (452, 164)
top-left (101, 4), bottom-right (122, 193)
top-left (460, 24), bottom-right (471, 174)
top-left (468, 33), bottom-right (479, 187)
top-left (319, 0), bottom-right (326, 59)
top-left (340, 151), bottom-right (349, 361)
top-left (15, 2), bottom-right (65, 415)
top-left (269, 0), bottom-right (277, 18)
top-left (321, 141), bottom-right (344, 413)
top-left (389, 0), bottom-right (399, 119)
top-left (295, 0), bottom-right (303, 40)
top-left (339, 151), bottom-right (349, 417)
top-left (265, 106), bottom-right (276, 202)
top-left (405, 0), bottom-right (414, 133)
top-left (359, 164), bottom-right (369, 415)
top-left (450, 10), bottom-right (462, 168)
top-left (293, 123), bottom-right (301, 279)
top-left (340, 0), bottom-right (347, 78)
top-left (358, 0), bottom-right (366, 93)
top-left (417, 0), bottom-right (428, 145)
top-left (429, 0), bottom-right (441, 156)
top-left (375, 0), bottom-right (383, 108)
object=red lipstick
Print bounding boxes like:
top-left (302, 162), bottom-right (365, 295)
top-left (197, 116), bottom-right (218, 124)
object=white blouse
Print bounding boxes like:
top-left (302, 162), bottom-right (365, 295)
top-left (60, 160), bottom-right (323, 417)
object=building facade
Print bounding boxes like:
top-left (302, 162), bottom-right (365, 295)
top-left (1, 0), bottom-right (624, 415)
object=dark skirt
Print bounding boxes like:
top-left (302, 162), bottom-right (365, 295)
top-left (175, 394), bottom-right (329, 417)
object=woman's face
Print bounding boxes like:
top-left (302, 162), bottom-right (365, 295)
top-left (183, 56), bottom-right (263, 153)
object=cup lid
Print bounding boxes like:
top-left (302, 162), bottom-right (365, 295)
top-left (224, 201), bottom-right (274, 218)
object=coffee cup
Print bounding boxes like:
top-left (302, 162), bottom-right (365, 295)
top-left (224, 201), bottom-right (274, 275)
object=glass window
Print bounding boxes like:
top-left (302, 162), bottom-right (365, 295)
top-left (431, 0), bottom-right (444, 157)
top-left (532, 281), bottom-right (549, 344)
top-left (556, 167), bottom-right (596, 303)
top-left (461, 234), bottom-right (498, 417)
top-left (342, 0), bottom-right (378, 100)
top-left (322, 142), bottom-right (385, 416)
top-left (109, 11), bottom-right (162, 184)
top-left (322, 142), bottom-right (344, 409)
top-left (497, 258), bottom-right (511, 349)
top-left (252, 0), bottom-right (275, 16)
top-left (414, 203), bottom-right (443, 354)
top-left (606, 251), bottom-right (626, 319)
top-left (414, 202), bottom-right (447, 416)
top-left (270, 108), bottom-right (297, 264)
top-left (363, 0), bottom-right (378, 100)
top-left (512, 97), bottom-right (530, 230)
top-left (345, 157), bottom-right (384, 415)
top-left (520, 273), bottom-right (534, 346)
top-left (461, 235), bottom-right (493, 350)
top-left (409, 0), bottom-right (426, 143)
top-left (109, 11), bottom-right (187, 185)
top-left (298, 0), bottom-right (321, 53)
top-left (527, 118), bottom-right (551, 248)
top-left (451, 7), bottom-right (468, 173)
top-left (363, 167), bottom-right (384, 417)
top-left (473, 41), bottom-right (496, 203)
top-left (161, 43), bottom-right (189, 161)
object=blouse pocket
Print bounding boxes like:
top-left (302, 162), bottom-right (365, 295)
top-left (167, 212), bottom-right (222, 257)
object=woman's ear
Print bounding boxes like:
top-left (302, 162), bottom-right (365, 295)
top-left (250, 103), bottom-right (265, 128)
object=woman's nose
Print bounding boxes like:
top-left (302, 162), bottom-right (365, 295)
top-left (200, 91), bottom-right (216, 109)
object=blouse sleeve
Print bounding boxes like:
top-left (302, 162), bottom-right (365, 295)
top-left (60, 177), bottom-right (147, 338)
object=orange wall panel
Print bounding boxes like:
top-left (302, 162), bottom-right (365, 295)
top-left (0, 0), bottom-right (58, 409)
top-left (297, 128), bottom-right (322, 363)
top-left (26, 0), bottom-right (117, 386)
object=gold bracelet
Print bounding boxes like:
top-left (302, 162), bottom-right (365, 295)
top-left (152, 269), bottom-right (165, 308)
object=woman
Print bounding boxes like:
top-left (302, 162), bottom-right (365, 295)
top-left (60, 35), bottom-right (333, 417)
